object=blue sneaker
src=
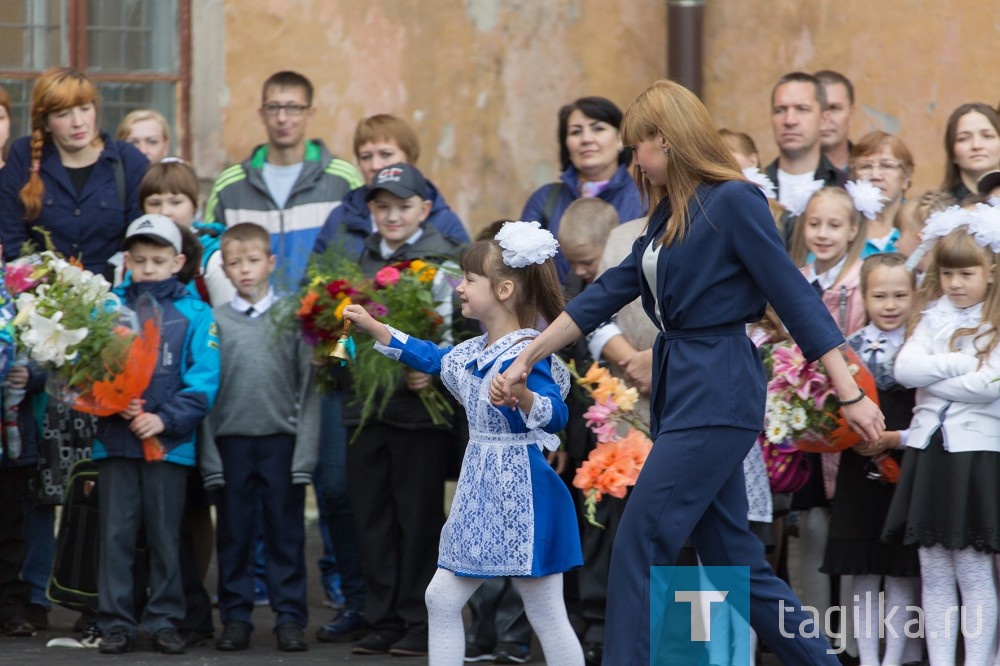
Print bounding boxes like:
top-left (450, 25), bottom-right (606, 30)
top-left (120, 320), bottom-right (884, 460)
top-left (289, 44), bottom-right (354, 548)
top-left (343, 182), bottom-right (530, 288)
top-left (253, 580), bottom-right (270, 607)
top-left (315, 609), bottom-right (366, 643)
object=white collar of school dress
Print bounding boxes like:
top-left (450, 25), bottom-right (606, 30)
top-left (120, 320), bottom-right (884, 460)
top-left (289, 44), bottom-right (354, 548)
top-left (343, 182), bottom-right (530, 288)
top-left (467, 328), bottom-right (541, 373)
top-left (921, 298), bottom-right (986, 340)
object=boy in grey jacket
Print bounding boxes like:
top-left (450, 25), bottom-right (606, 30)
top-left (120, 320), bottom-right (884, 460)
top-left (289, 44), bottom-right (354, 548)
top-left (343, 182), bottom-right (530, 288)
top-left (200, 222), bottom-right (319, 653)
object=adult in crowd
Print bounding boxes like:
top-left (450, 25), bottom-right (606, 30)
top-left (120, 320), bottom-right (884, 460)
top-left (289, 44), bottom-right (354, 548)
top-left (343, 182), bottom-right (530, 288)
top-left (849, 131), bottom-right (915, 256)
top-left (116, 109), bottom-right (171, 164)
top-left (520, 96), bottom-right (643, 281)
top-left (312, 113), bottom-right (469, 257)
top-left (495, 79), bottom-right (882, 666)
top-left (0, 67), bottom-right (147, 274)
top-left (814, 70), bottom-right (856, 174)
top-left (940, 102), bottom-right (1000, 202)
top-left (0, 86), bottom-right (10, 170)
top-left (203, 70), bottom-right (362, 291)
top-left (765, 72), bottom-right (844, 243)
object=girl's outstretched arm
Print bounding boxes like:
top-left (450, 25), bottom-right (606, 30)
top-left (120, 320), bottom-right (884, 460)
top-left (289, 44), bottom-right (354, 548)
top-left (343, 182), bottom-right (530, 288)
top-left (342, 304), bottom-right (391, 345)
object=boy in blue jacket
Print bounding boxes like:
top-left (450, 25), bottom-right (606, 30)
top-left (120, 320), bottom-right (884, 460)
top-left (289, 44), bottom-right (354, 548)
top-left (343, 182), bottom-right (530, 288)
top-left (93, 214), bottom-right (220, 655)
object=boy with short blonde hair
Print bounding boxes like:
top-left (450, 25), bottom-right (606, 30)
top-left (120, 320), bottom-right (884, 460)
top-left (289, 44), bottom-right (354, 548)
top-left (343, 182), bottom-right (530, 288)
top-left (556, 198), bottom-right (619, 284)
top-left (200, 222), bottom-right (320, 653)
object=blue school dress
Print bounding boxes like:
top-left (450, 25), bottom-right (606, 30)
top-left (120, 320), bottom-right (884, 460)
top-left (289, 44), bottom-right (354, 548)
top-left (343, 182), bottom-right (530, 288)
top-left (374, 326), bottom-right (582, 578)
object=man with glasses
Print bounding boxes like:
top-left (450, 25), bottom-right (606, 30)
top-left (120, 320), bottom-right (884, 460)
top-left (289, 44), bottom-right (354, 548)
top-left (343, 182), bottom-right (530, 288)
top-left (205, 70), bottom-right (362, 290)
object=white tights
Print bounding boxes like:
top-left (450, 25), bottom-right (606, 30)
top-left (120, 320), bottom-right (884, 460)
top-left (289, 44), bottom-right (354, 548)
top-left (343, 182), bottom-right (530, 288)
top-left (424, 568), bottom-right (583, 666)
top-left (919, 545), bottom-right (997, 666)
top-left (851, 574), bottom-right (920, 665)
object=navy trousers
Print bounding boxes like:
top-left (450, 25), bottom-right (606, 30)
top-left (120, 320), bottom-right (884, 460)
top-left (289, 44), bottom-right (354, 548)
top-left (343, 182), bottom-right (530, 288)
top-left (96, 458), bottom-right (187, 636)
top-left (215, 434), bottom-right (307, 629)
top-left (603, 426), bottom-right (839, 665)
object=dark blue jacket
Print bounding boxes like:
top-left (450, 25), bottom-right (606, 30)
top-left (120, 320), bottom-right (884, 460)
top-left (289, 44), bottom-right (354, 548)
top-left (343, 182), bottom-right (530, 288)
top-left (564, 180), bottom-right (844, 438)
top-left (520, 163), bottom-right (644, 281)
top-left (312, 179), bottom-right (469, 258)
top-left (92, 278), bottom-right (219, 467)
top-left (0, 133), bottom-right (147, 274)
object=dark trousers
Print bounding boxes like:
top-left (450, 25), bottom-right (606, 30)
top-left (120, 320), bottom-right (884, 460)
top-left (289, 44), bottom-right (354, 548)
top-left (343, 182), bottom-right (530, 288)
top-left (319, 393), bottom-right (365, 613)
top-left (215, 434), bottom-right (307, 629)
top-left (346, 422), bottom-right (448, 633)
top-left (578, 495), bottom-right (627, 643)
top-left (178, 472), bottom-right (213, 635)
top-left (0, 467), bottom-right (31, 621)
top-left (96, 458), bottom-right (187, 636)
top-left (465, 577), bottom-right (533, 648)
top-left (604, 426), bottom-right (839, 666)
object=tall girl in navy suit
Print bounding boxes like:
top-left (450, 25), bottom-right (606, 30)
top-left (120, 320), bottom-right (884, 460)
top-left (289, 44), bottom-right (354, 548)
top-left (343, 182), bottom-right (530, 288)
top-left (494, 80), bottom-right (884, 666)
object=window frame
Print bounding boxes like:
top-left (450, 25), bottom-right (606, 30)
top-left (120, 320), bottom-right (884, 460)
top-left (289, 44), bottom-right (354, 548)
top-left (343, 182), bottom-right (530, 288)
top-left (0, 0), bottom-right (192, 158)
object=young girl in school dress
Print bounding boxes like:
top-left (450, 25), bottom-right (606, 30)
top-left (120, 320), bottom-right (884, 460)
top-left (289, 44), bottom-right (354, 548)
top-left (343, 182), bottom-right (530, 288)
top-left (822, 253), bottom-right (922, 666)
top-left (883, 210), bottom-right (1000, 666)
top-left (342, 222), bottom-right (584, 666)
top-left (790, 186), bottom-right (869, 633)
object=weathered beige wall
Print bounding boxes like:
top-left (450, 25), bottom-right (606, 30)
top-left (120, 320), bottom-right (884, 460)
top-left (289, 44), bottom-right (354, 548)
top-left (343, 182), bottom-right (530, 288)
top-left (217, 0), bottom-right (666, 235)
top-left (703, 0), bottom-right (1000, 195)
top-left (214, 1), bottom-right (999, 234)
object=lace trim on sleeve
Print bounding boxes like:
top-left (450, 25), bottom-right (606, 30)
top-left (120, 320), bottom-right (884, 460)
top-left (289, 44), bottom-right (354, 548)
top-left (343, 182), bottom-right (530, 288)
top-left (373, 324), bottom-right (409, 361)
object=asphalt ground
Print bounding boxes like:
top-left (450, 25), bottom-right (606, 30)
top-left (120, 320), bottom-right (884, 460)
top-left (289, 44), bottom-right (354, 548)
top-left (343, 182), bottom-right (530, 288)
top-left (0, 506), bottom-right (796, 665)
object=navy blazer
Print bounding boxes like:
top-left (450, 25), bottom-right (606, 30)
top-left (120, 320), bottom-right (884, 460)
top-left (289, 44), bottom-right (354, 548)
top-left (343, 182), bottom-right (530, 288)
top-left (0, 132), bottom-right (147, 274)
top-left (564, 180), bottom-right (844, 437)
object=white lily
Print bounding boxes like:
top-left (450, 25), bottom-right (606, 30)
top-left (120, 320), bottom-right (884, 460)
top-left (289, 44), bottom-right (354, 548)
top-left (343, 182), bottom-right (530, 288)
top-left (20, 310), bottom-right (88, 367)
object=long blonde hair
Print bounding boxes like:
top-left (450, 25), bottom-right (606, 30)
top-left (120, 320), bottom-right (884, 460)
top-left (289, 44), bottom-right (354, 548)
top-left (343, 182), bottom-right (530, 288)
top-left (619, 80), bottom-right (745, 247)
top-left (908, 228), bottom-right (1000, 364)
top-left (19, 67), bottom-right (102, 220)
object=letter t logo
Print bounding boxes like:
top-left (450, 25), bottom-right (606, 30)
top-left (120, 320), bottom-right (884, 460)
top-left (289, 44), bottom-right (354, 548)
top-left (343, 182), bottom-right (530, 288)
top-left (675, 590), bottom-right (729, 641)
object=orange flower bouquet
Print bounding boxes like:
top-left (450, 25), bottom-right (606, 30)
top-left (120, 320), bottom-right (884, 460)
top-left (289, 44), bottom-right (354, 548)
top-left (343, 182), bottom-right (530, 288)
top-left (569, 362), bottom-right (653, 528)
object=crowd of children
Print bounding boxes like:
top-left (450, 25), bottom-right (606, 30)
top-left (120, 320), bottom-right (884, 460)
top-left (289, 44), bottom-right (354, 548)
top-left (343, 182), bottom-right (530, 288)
top-left (1, 64), bottom-right (1000, 666)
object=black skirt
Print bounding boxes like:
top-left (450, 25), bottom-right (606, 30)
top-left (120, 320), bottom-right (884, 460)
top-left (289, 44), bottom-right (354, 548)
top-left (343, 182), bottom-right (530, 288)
top-left (821, 449), bottom-right (919, 577)
top-left (882, 429), bottom-right (1000, 554)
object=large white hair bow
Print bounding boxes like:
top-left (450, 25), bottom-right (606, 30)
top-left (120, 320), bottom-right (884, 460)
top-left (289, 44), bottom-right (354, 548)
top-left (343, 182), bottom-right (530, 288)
top-left (844, 180), bottom-right (888, 221)
top-left (495, 221), bottom-right (560, 268)
top-left (783, 179), bottom-right (826, 217)
top-left (742, 167), bottom-right (776, 200)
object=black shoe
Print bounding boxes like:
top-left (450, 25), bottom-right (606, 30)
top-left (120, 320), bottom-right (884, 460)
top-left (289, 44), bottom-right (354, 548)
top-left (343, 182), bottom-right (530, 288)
top-left (25, 604), bottom-right (49, 630)
top-left (215, 620), bottom-right (252, 651)
top-left (583, 641), bottom-right (603, 665)
top-left (99, 628), bottom-right (135, 654)
top-left (2, 616), bottom-right (36, 637)
top-left (316, 609), bottom-right (366, 643)
top-left (275, 623), bottom-right (308, 652)
top-left (73, 612), bottom-right (95, 633)
top-left (388, 628), bottom-right (428, 656)
top-left (151, 628), bottom-right (186, 654)
top-left (494, 642), bottom-right (532, 664)
top-left (464, 643), bottom-right (495, 662)
top-left (352, 630), bottom-right (404, 655)
top-left (180, 629), bottom-right (213, 648)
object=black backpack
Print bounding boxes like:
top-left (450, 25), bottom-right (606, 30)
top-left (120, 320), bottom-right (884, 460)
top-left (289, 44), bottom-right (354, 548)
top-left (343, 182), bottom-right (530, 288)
top-left (46, 459), bottom-right (100, 613)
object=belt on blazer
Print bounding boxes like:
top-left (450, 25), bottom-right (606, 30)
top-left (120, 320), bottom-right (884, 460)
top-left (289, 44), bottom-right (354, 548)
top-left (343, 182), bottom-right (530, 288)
top-left (658, 323), bottom-right (746, 340)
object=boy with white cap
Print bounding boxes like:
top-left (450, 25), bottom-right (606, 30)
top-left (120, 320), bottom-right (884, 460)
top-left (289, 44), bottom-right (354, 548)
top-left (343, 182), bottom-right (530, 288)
top-left (93, 214), bottom-right (220, 656)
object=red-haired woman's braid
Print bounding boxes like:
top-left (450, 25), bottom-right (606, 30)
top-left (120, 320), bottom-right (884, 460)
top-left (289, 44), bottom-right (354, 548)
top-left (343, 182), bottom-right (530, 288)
top-left (18, 128), bottom-right (46, 220)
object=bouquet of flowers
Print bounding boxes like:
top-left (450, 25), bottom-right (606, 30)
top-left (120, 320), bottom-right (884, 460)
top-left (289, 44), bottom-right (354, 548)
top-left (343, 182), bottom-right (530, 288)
top-left (569, 362), bottom-right (653, 528)
top-left (288, 246), bottom-right (456, 429)
top-left (762, 341), bottom-right (897, 482)
top-left (6, 249), bottom-right (162, 418)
